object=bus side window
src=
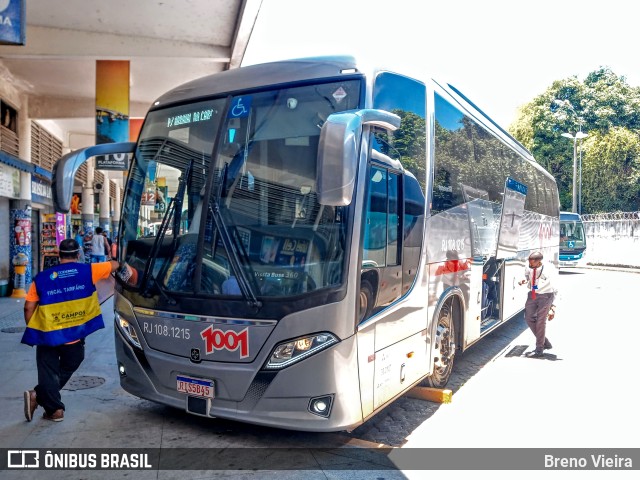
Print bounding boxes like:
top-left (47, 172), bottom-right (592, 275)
top-left (363, 166), bottom-right (389, 267)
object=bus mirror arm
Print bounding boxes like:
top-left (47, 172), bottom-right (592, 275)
top-left (52, 142), bottom-right (136, 213)
top-left (317, 109), bottom-right (400, 207)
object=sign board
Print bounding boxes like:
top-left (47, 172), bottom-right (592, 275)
top-left (0, 0), bottom-right (25, 46)
top-left (96, 153), bottom-right (130, 171)
top-left (31, 176), bottom-right (53, 205)
top-left (42, 255), bottom-right (60, 270)
top-left (0, 162), bottom-right (20, 198)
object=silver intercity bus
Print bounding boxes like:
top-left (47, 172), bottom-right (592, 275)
top-left (52, 56), bottom-right (559, 431)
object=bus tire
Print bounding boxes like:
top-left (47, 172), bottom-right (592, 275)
top-left (423, 302), bottom-right (455, 388)
top-left (358, 280), bottom-right (374, 322)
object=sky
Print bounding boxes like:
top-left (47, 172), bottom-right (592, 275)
top-left (243, 0), bottom-right (640, 128)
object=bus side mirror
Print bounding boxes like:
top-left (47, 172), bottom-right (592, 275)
top-left (317, 109), bottom-right (400, 206)
top-left (52, 142), bottom-right (136, 213)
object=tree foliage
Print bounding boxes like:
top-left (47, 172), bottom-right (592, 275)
top-left (509, 67), bottom-right (640, 213)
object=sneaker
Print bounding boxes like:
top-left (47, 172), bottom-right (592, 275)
top-left (544, 340), bottom-right (553, 350)
top-left (42, 409), bottom-right (64, 422)
top-left (23, 390), bottom-right (38, 422)
top-left (529, 350), bottom-right (545, 358)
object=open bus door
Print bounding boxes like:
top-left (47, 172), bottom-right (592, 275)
top-left (496, 178), bottom-right (528, 322)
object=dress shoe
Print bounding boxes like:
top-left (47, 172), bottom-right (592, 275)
top-left (43, 409), bottom-right (64, 422)
top-left (23, 390), bottom-right (38, 422)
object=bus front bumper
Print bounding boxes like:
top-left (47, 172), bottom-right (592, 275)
top-left (114, 327), bottom-right (363, 432)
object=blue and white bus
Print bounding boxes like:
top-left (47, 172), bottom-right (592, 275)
top-left (52, 56), bottom-right (559, 432)
top-left (559, 211), bottom-right (587, 267)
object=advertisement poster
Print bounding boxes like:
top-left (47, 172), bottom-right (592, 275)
top-left (96, 61), bottom-right (130, 151)
top-left (56, 212), bottom-right (66, 245)
top-left (14, 218), bottom-right (31, 246)
top-left (154, 177), bottom-right (168, 213)
top-left (0, 163), bottom-right (20, 199)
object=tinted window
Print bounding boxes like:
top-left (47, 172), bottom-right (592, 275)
top-left (433, 92), bottom-right (556, 217)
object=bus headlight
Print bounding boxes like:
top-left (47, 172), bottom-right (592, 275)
top-left (115, 312), bottom-right (142, 349)
top-left (264, 333), bottom-right (338, 370)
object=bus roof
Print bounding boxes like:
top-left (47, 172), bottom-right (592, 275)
top-left (560, 212), bottom-right (582, 221)
top-left (152, 56), bottom-right (362, 109)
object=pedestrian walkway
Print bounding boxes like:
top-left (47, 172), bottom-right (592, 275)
top-left (1, 268), bottom-right (638, 478)
top-left (0, 296), bottom-right (26, 331)
top-left (0, 276), bottom-right (401, 478)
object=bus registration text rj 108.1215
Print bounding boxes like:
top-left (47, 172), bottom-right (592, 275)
top-left (176, 375), bottom-right (215, 399)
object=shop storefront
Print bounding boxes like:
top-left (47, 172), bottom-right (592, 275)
top-left (0, 153), bottom-right (25, 294)
top-left (1, 152), bottom-right (61, 296)
top-left (31, 170), bottom-right (62, 272)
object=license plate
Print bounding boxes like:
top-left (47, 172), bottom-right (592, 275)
top-left (176, 375), bottom-right (214, 399)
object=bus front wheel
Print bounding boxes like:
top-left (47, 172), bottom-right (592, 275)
top-left (423, 303), bottom-right (455, 388)
top-left (358, 280), bottom-right (373, 322)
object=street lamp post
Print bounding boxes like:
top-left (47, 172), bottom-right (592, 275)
top-left (554, 100), bottom-right (588, 213)
top-left (561, 131), bottom-right (588, 213)
top-left (579, 143), bottom-right (583, 213)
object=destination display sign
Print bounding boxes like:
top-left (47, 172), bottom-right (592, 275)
top-left (167, 108), bottom-right (215, 128)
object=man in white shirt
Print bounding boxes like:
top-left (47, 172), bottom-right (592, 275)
top-left (90, 227), bottom-right (110, 263)
top-left (519, 251), bottom-right (557, 357)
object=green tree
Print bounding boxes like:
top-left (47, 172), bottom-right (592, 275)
top-left (375, 110), bottom-right (427, 189)
top-left (510, 67), bottom-right (640, 213)
top-left (581, 127), bottom-right (640, 212)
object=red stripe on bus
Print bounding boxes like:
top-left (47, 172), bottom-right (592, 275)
top-left (432, 258), bottom-right (471, 276)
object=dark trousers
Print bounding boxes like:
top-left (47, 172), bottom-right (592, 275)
top-left (34, 340), bottom-right (85, 415)
top-left (524, 292), bottom-right (554, 351)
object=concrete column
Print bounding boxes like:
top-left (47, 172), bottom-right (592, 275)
top-left (96, 60), bottom-right (129, 243)
top-left (82, 161), bottom-right (95, 262)
top-left (9, 202), bottom-right (32, 297)
top-left (10, 95), bottom-right (33, 294)
top-left (112, 182), bottom-right (121, 239)
top-left (18, 96), bottom-right (31, 162)
top-left (99, 171), bottom-right (110, 234)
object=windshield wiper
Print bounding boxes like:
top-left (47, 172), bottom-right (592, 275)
top-left (211, 164), bottom-right (262, 310)
top-left (140, 160), bottom-right (193, 295)
top-left (139, 196), bottom-right (175, 295)
top-left (171, 160), bottom-right (193, 251)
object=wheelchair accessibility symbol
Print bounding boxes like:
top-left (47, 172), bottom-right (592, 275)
top-left (228, 96), bottom-right (252, 118)
top-left (568, 241), bottom-right (575, 248)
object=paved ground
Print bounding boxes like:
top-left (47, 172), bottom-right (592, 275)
top-left (0, 266), bottom-right (638, 479)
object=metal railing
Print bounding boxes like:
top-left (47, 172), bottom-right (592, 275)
top-left (581, 212), bottom-right (640, 268)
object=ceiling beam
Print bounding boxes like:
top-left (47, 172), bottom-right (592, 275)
top-left (228, 0), bottom-right (263, 69)
top-left (29, 95), bottom-right (151, 119)
top-left (0, 26), bottom-right (231, 60)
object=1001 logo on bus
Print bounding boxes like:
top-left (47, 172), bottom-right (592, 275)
top-left (200, 326), bottom-right (249, 358)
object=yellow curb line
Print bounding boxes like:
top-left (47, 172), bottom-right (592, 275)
top-left (406, 386), bottom-right (453, 404)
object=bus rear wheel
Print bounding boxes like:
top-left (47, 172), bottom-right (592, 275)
top-left (423, 303), bottom-right (455, 388)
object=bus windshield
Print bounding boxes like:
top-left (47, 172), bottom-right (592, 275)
top-left (120, 80), bottom-right (362, 301)
top-left (560, 214), bottom-right (586, 247)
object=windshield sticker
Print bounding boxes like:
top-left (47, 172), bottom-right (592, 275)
top-left (332, 87), bottom-right (348, 103)
top-left (228, 96), bottom-right (252, 118)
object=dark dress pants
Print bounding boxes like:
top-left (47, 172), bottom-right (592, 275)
top-left (524, 292), bottom-right (554, 351)
top-left (34, 340), bottom-right (85, 414)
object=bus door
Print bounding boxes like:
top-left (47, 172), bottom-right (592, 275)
top-left (495, 178), bottom-right (528, 321)
top-left (358, 165), bottom-right (428, 413)
top-left (462, 184), bottom-right (498, 339)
